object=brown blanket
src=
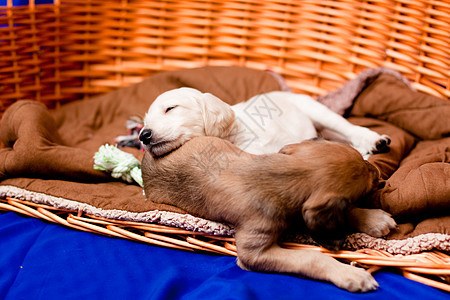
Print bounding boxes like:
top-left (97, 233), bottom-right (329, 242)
top-left (0, 66), bottom-right (449, 253)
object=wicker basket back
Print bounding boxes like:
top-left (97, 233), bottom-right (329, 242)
top-left (0, 0), bottom-right (448, 115)
top-left (0, 0), bottom-right (450, 291)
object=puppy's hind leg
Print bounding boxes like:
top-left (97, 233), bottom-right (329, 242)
top-left (282, 92), bottom-right (391, 157)
top-left (234, 225), bottom-right (378, 293)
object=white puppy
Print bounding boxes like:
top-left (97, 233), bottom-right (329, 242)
top-left (139, 87), bottom-right (390, 158)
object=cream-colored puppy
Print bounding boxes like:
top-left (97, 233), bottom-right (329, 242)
top-left (139, 87), bottom-right (390, 158)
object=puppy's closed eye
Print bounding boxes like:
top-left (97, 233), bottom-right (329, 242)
top-left (165, 106), bottom-right (177, 113)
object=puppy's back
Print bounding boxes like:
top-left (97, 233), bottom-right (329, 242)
top-left (141, 136), bottom-right (378, 227)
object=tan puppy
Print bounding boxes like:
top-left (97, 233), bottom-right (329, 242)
top-left (141, 136), bottom-right (396, 292)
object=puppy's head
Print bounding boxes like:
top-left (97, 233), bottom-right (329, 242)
top-left (280, 139), bottom-right (381, 198)
top-left (139, 87), bottom-right (235, 157)
top-left (284, 140), bottom-right (382, 249)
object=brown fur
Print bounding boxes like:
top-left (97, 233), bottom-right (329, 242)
top-left (142, 136), bottom-right (395, 292)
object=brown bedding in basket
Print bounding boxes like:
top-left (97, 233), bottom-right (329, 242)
top-left (0, 66), bottom-right (449, 253)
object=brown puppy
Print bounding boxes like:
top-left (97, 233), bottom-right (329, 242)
top-left (141, 136), bottom-right (395, 292)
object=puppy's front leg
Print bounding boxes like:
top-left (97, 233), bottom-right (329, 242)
top-left (234, 225), bottom-right (378, 293)
top-left (349, 207), bottom-right (397, 237)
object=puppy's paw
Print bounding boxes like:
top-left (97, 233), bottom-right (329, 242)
top-left (349, 127), bottom-right (391, 158)
top-left (373, 135), bottom-right (391, 154)
top-left (331, 265), bottom-right (379, 293)
top-left (353, 209), bottom-right (397, 238)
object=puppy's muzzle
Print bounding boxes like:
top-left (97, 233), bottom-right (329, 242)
top-left (139, 129), bottom-right (153, 145)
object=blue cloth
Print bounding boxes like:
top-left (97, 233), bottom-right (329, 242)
top-left (0, 0), bottom-right (54, 6)
top-left (0, 212), bottom-right (448, 300)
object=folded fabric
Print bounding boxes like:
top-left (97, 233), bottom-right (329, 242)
top-left (348, 74), bottom-right (450, 239)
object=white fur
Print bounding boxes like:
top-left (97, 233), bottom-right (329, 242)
top-left (142, 87), bottom-right (389, 158)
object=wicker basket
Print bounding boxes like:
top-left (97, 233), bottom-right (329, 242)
top-left (0, 0), bottom-right (449, 292)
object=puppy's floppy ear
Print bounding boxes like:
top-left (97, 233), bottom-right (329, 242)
top-left (197, 93), bottom-right (235, 138)
top-left (302, 195), bottom-right (351, 250)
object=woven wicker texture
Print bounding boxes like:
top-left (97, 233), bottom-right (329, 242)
top-left (0, 0), bottom-right (448, 114)
top-left (0, 0), bottom-right (449, 292)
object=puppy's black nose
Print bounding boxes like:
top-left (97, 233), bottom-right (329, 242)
top-left (139, 129), bottom-right (153, 145)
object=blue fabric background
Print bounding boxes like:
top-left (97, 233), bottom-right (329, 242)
top-left (1, 212), bottom-right (448, 299)
top-left (0, 0), bottom-right (53, 5)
